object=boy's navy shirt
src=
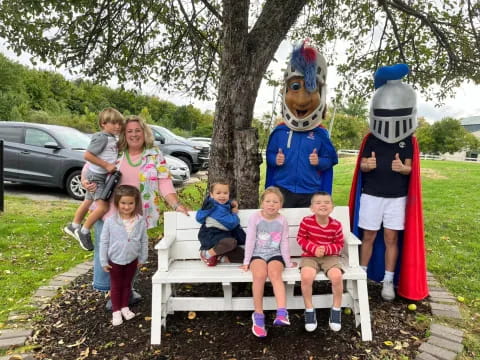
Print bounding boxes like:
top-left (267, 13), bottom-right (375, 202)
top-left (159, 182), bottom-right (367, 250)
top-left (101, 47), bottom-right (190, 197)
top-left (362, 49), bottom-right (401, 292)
top-left (195, 196), bottom-right (240, 230)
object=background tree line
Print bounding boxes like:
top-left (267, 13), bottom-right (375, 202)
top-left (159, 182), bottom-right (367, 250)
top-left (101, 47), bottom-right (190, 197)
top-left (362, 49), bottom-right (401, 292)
top-left (0, 54), bottom-right (215, 137)
top-left (1, 52), bottom-right (477, 155)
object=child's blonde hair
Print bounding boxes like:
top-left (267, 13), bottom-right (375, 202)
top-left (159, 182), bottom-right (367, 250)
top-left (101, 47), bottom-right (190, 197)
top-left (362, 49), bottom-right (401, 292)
top-left (260, 186), bottom-right (284, 205)
top-left (98, 107), bottom-right (124, 128)
top-left (113, 185), bottom-right (143, 216)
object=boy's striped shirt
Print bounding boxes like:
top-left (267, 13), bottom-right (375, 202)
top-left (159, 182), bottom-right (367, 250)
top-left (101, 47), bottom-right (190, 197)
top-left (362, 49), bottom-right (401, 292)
top-left (297, 215), bottom-right (344, 256)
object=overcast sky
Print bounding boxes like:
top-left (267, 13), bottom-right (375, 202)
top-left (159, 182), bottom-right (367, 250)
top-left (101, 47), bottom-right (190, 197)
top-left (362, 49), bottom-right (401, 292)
top-left (2, 39), bottom-right (479, 123)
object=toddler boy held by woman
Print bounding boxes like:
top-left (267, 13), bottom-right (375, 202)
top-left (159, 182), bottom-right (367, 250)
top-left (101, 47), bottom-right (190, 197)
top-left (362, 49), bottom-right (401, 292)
top-left (64, 107), bottom-right (124, 250)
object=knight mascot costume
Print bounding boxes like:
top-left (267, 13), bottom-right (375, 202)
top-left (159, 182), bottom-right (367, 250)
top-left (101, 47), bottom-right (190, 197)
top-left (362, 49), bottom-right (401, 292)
top-left (349, 64), bottom-right (428, 301)
top-left (266, 43), bottom-right (338, 208)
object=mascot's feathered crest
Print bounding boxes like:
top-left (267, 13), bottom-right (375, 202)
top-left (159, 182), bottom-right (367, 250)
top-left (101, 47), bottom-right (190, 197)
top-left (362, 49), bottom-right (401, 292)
top-left (290, 42), bottom-right (319, 92)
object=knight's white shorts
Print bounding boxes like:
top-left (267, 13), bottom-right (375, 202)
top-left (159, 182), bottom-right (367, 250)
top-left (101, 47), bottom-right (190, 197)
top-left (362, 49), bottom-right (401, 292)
top-left (358, 194), bottom-right (406, 231)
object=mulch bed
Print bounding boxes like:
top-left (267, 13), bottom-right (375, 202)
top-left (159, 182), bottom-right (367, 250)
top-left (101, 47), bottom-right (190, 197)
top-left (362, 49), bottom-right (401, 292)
top-left (29, 243), bottom-right (430, 360)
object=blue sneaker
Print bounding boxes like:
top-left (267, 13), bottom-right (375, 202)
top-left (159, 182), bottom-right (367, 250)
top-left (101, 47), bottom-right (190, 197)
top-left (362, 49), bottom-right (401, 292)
top-left (304, 310), bottom-right (317, 332)
top-left (329, 308), bottom-right (342, 332)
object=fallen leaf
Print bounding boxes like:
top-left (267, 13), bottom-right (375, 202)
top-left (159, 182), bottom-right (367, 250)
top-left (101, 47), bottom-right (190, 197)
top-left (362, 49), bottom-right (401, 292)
top-left (186, 328), bottom-right (193, 333)
top-left (188, 311), bottom-right (196, 320)
top-left (383, 340), bottom-right (394, 347)
top-left (144, 316), bottom-right (152, 321)
top-left (66, 336), bottom-right (86, 348)
top-left (8, 355), bottom-right (23, 360)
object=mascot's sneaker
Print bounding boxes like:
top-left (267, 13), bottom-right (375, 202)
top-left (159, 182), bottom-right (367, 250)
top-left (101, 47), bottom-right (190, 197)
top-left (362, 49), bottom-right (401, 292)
top-left (381, 280), bottom-right (396, 301)
top-left (304, 310), bottom-right (317, 332)
top-left (251, 312), bottom-right (267, 338)
top-left (273, 309), bottom-right (290, 326)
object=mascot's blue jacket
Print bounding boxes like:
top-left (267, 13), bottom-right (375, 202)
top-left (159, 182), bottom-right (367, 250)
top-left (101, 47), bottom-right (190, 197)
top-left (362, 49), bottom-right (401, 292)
top-left (266, 124), bottom-right (338, 194)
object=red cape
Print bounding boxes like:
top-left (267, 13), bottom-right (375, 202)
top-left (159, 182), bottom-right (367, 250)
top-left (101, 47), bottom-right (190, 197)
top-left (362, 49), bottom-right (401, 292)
top-left (348, 134), bottom-right (428, 301)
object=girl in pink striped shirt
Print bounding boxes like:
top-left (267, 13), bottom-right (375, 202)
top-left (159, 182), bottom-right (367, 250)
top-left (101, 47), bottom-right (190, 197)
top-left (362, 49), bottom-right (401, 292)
top-left (297, 191), bottom-right (344, 332)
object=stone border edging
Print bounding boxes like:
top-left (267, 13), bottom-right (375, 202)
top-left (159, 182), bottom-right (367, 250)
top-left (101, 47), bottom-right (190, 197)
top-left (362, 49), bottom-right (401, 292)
top-left (415, 272), bottom-right (465, 360)
top-left (0, 261), bottom-right (93, 360)
top-left (0, 265), bottom-right (467, 360)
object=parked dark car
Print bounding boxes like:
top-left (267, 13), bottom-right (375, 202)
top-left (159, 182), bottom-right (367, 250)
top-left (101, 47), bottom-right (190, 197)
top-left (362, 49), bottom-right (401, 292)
top-left (0, 121), bottom-right (89, 200)
top-left (150, 125), bottom-right (209, 173)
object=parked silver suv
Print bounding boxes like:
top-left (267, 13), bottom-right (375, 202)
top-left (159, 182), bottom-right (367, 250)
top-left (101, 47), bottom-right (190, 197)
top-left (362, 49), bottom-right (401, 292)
top-left (0, 121), bottom-right (89, 200)
top-left (150, 125), bottom-right (209, 173)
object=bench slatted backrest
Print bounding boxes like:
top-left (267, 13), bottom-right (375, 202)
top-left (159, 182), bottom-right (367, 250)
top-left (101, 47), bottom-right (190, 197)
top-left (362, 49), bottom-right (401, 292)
top-left (162, 206), bottom-right (352, 262)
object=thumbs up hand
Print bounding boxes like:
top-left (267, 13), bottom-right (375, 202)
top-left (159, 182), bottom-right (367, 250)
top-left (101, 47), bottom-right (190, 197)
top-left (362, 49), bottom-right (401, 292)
top-left (366, 151), bottom-right (377, 170)
top-left (276, 148), bottom-right (285, 166)
top-left (391, 153), bottom-right (404, 172)
top-left (309, 148), bottom-right (319, 166)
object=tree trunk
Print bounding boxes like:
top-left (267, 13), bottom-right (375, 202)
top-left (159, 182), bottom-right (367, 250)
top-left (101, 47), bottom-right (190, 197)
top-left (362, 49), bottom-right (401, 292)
top-left (210, 0), bottom-right (308, 209)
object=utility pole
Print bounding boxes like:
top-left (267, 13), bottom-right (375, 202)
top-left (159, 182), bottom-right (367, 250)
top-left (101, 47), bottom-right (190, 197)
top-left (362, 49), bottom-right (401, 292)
top-left (0, 140), bottom-right (4, 212)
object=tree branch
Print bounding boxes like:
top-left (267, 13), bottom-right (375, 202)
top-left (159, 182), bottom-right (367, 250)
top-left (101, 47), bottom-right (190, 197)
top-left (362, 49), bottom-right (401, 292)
top-left (197, 0), bottom-right (222, 22)
top-left (379, 0), bottom-right (407, 64)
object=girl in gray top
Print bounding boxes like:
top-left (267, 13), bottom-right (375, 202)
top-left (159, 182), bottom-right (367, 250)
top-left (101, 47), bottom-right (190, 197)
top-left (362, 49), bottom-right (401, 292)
top-left (100, 185), bottom-right (148, 326)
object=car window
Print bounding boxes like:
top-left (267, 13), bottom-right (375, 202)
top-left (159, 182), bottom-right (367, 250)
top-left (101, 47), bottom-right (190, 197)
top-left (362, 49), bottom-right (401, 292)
top-left (51, 127), bottom-right (91, 149)
top-left (0, 126), bottom-right (23, 143)
top-left (25, 128), bottom-right (56, 147)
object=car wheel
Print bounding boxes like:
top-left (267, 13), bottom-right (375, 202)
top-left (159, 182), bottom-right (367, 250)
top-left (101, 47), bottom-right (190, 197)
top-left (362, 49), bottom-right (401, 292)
top-left (176, 156), bottom-right (193, 174)
top-left (66, 170), bottom-right (86, 200)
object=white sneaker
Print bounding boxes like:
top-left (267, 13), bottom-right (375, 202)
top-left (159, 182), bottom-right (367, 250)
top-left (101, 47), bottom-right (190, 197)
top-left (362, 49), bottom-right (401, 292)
top-left (121, 307), bottom-right (136, 320)
top-left (112, 311), bottom-right (123, 326)
top-left (381, 280), bottom-right (395, 301)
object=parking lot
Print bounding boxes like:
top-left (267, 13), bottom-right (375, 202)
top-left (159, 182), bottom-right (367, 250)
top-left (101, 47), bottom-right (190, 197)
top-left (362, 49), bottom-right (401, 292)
top-left (4, 170), bottom-right (208, 202)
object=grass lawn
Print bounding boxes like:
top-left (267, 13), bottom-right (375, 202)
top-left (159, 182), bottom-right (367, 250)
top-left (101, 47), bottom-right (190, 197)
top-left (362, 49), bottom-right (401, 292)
top-left (1, 160), bottom-right (479, 356)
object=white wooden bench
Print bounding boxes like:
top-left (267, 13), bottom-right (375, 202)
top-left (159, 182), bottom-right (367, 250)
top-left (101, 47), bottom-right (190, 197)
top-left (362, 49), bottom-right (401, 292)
top-left (151, 206), bottom-right (372, 344)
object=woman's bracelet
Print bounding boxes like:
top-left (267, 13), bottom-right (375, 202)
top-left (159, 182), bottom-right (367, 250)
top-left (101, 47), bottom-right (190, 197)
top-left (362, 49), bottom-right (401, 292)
top-left (172, 202), bottom-right (181, 210)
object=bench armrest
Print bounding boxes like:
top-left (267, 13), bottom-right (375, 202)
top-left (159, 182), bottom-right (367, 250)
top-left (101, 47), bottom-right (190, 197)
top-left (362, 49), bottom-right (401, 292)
top-left (343, 233), bottom-right (361, 267)
top-left (155, 234), bottom-right (176, 250)
top-left (155, 234), bottom-right (176, 271)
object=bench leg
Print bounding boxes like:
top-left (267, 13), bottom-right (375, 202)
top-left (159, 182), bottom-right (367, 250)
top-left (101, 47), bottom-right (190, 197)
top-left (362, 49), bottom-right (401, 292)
top-left (357, 279), bottom-right (372, 341)
top-left (222, 282), bottom-right (232, 310)
top-left (151, 283), bottom-right (163, 345)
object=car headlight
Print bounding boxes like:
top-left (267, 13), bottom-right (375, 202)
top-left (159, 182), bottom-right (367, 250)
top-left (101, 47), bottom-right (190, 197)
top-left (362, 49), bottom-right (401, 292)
top-left (193, 146), bottom-right (203, 150)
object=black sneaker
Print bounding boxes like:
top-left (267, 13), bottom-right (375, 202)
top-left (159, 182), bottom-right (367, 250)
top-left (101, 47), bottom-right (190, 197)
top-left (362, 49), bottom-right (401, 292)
top-left (74, 228), bottom-right (93, 251)
top-left (329, 308), bottom-right (342, 332)
top-left (304, 310), bottom-right (317, 332)
top-left (63, 223), bottom-right (78, 239)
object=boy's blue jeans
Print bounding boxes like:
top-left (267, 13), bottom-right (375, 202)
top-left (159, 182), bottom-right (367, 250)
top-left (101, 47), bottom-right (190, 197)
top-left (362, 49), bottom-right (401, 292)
top-left (93, 220), bottom-right (110, 291)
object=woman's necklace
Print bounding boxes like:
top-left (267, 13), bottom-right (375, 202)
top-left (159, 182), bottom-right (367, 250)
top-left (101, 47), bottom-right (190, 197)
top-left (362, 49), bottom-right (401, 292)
top-left (125, 150), bottom-right (144, 167)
